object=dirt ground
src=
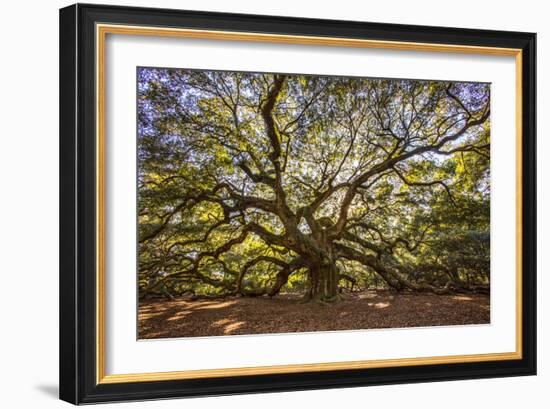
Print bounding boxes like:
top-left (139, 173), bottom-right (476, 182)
top-left (138, 291), bottom-right (490, 339)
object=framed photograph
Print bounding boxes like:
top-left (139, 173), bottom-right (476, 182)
top-left (59, 3), bottom-right (536, 404)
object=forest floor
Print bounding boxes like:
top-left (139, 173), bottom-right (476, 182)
top-left (138, 290), bottom-right (490, 339)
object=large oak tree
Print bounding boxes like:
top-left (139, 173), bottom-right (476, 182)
top-left (137, 68), bottom-right (490, 302)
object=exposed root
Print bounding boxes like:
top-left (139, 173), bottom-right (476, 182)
top-left (299, 293), bottom-right (345, 305)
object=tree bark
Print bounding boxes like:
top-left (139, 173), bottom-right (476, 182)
top-left (305, 258), bottom-right (339, 302)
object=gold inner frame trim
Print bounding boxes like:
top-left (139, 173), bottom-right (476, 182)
top-left (96, 23), bottom-right (523, 385)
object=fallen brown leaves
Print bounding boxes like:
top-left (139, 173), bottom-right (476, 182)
top-left (138, 290), bottom-right (490, 339)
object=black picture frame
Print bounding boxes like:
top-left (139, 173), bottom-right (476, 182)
top-left (60, 3), bottom-right (536, 404)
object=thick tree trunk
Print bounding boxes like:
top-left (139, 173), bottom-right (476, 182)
top-left (305, 259), bottom-right (339, 302)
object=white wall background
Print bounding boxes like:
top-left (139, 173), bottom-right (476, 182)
top-left (0, 0), bottom-right (546, 407)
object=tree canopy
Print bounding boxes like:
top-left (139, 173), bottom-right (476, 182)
top-left (137, 68), bottom-right (490, 302)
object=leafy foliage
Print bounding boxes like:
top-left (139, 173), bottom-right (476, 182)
top-left (137, 68), bottom-right (490, 301)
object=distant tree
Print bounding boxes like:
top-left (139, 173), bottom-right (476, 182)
top-left (137, 69), bottom-right (490, 302)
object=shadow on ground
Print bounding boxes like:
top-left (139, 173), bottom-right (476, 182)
top-left (34, 384), bottom-right (58, 399)
top-left (138, 291), bottom-right (490, 339)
